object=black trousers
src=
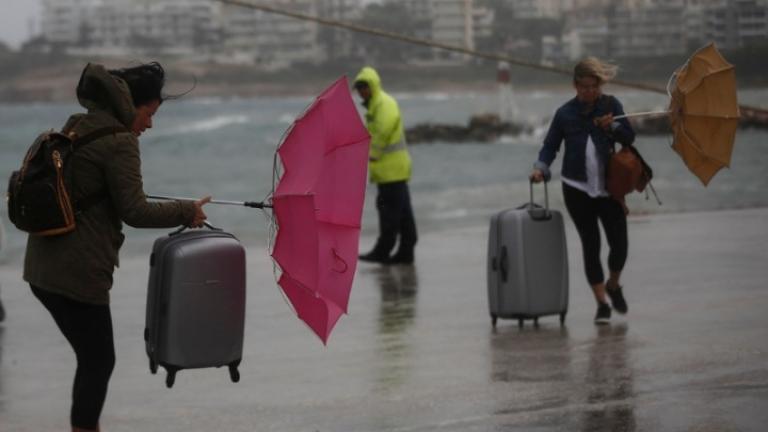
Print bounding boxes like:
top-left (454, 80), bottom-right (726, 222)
top-left (31, 286), bottom-right (115, 429)
top-left (562, 183), bottom-right (628, 285)
top-left (372, 181), bottom-right (418, 257)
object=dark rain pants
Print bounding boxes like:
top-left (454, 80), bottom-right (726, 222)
top-left (562, 183), bottom-right (628, 285)
top-left (31, 285), bottom-right (115, 430)
top-left (372, 181), bottom-right (418, 258)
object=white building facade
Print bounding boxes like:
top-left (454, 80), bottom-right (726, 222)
top-left (41, 0), bottom-right (221, 57)
top-left (36, 0), bottom-right (768, 66)
top-left (220, 0), bottom-right (322, 68)
top-left (400, 0), bottom-right (476, 64)
top-left (611, 2), bottom-right (688, 58)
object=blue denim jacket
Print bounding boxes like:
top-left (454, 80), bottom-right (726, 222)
top-left (534, 95), bottom-right (635, 182)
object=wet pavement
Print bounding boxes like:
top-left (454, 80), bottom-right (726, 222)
top-left (1, 208), bottom-right (767, 431)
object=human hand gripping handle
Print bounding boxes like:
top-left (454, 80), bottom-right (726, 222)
top-left (189, 196), bottom-right (211, 228)
top-left (530, 169), bottom-right (545, 183)
top-left (594, 113), bottom-right (614, 131)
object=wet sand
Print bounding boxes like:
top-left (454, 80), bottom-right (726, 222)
top-left (1, 208), bottom-right (767, 431)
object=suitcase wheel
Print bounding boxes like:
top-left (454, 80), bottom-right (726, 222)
top-left (149, 359), bottom-right (158, 375)
top-left (165, 370), bottom-right (177, 388)
top-left (491, 314), bottom-right (498, 327)
top-left (229, 365), bottom-right (240, 383)
top-left (559, 312), bottom-right (567, 326)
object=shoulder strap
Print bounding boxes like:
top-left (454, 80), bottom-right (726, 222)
top-left (645, 181), bottom-right (662, 206)
top-left (629, 145), bottom-right (653, 177)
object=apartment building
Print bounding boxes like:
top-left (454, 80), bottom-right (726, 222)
top-left (316, 0), bottom-right (364, 60)
top-left (40, 0), bottom-right (102, 45)
top-left (472, 5), bottom-right (495, 42)
top-left (41, 0), bottom-right (221, 57)
top-left (704, 0), bottom-right (768, 48)
top-left (40, 0), bottom-right (332, 68)
top-left (562, 8), bottom-right (610, 59)
top-left (555, 0), bottom-right (768, 60)
top-left (507, 0), bottom-right (574, 19)
top-left (399, 0), bottom-right (475, 64)
top-left (611, 2), bottom-right (688, 57)
top-left (36, 0), bottom-right (768, 67)
top-left (432, 0), bottom-right (474, 60)
top-left (221, 0), bottom-right (322, 69)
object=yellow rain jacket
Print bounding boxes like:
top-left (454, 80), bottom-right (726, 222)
top-left (355, 67), bottom-right (412, 184)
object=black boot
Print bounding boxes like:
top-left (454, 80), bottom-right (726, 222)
top-left (388, 249), bottom-right (414, 265)
top-left (359, 250), bottom-right (390, 264)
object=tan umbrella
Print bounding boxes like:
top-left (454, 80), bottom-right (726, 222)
top-left (617, 43), bottom-right (740, 186)
top-left (669, 43), bottom-right (740, 186)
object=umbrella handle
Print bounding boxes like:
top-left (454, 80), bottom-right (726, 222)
top-left (148, 194), bottom-right (272, 209)
top-left (614, 110), bottom-right (670, 120)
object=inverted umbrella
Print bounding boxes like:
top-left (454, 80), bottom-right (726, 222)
top-left (617, 43), bottom-right (740, 186)
top-left (150, 76), bottom-right (370, 344)
top-left (271, 77), bottom-right (370, 344)
top-left (668, 43), bottom-right (739, 186)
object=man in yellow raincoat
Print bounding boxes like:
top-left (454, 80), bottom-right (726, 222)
top-left (354, 66), bottom-right (418, 264)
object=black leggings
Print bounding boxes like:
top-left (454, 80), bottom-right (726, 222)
top-left (31, 286), bottom-right (115, 429)
top-left (562, 183), bottom-right (628, 285)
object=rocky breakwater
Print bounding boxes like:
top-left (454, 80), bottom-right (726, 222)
top-left (405, 114), bottom-right (533, 144)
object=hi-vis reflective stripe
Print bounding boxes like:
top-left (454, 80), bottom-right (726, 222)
top-left (382, 138), bottom-right (406, 154)
top-left (370, 138), bottom-right (406, 161)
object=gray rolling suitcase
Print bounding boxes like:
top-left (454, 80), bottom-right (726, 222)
top-left (145, 224), bottom-right (246, 388)
top-left (487, 181), bottom-right (568, 328)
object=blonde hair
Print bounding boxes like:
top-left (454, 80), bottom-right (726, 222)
top-left (574, 57), bottom-right (618, 84)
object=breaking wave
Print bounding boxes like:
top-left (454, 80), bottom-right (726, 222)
top-left (154, 114), bottom-right (252, 137)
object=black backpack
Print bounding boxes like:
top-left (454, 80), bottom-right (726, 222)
top-left (7, 126), bottom-right (127, 236)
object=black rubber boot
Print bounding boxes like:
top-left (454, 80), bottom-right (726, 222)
top-left (359, 250), bottom-right (390, 264)
top-left (388, 250), bottom-right (414, 265)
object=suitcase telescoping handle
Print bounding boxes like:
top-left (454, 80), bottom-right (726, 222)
top-left (528, 180), bottom-right (552, 221)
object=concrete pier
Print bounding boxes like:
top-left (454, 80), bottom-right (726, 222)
top-left (1, 208), bottom-right (767, 431)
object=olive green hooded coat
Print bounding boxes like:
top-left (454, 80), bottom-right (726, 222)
top-left (23, 63), bottom-right (196, 305)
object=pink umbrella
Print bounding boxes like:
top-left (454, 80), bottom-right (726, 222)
top-left (270, 77), bottom-right (370, 344)
top-left (149, 77), bottom-right (369, 344)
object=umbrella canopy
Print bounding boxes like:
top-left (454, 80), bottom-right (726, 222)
top-left (271, 77), bottom-right (370, 344)
top-left (668, 43), bottom-right (740, 186)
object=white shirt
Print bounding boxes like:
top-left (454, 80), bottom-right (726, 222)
top-left (562, 135), bottom-right (609, 198)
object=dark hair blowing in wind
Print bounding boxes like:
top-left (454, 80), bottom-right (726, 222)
top-left (108, 62), bottom-right (167, 107)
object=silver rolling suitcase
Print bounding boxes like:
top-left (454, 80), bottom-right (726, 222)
top-left (145, 224), bottom-right (246, 388)
top-left (487, 181), bottom-right (568, 328)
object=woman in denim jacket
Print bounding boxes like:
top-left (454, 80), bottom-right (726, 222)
top-left (530, 57), bottom-right (635, 324)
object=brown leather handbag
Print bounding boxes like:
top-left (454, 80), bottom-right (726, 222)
top-left (606, 145), bottom-right (659, 212)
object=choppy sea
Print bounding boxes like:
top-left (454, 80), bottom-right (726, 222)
top-left (2, 86), bottom-right (767, 262)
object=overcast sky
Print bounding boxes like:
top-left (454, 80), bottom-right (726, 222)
top-left (0, 0), bottom-right (42, 49)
